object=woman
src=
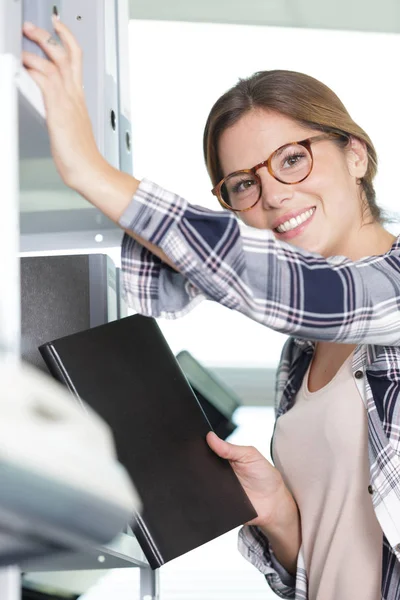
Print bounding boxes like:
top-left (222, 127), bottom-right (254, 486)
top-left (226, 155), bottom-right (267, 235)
top-left (22, 18), bottom-right (400, 600)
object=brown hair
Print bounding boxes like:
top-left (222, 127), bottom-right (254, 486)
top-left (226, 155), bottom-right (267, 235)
top-left (203, 70), bottom-right (381, 222)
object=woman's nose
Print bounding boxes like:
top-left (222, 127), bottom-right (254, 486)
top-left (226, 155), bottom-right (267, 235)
top-left (258, 169), bottom-right (294, 209)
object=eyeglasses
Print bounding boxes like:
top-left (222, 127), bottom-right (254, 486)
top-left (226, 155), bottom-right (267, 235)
top-left (211, 132), bottom-right (347, 212)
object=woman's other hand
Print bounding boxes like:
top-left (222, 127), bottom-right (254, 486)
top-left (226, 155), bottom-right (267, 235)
top-left (207, 431), bottom-right (292, 528)
top-left (207, 431), bottom-right (301, 575)
top-left (22, 18), bottom-right (105, 190)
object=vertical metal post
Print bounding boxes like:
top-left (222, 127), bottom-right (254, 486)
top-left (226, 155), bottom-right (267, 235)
top-left (0, 567), bottom-right (21, 600)
top-left (140, 567), bottom-right (160, 600)
top-left (0, 54), bottom-right (21, 361)
top-left (0, 51), bottom-right (22, 600)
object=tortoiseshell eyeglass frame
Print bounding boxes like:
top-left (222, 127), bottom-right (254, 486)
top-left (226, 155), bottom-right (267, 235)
top-left (211, 132), bottom-right (348, 212)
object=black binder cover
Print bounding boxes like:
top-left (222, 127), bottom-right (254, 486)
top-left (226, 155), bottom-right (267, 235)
top-left (39, 314), bottom-right (257, 568)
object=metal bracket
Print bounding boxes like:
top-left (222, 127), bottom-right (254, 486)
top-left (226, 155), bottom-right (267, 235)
top-left (140, 567), bottom-right (160, 600)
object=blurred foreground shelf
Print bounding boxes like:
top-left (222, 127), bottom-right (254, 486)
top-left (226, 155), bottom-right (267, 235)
top-left (21, 531), bottom-right (148, 572)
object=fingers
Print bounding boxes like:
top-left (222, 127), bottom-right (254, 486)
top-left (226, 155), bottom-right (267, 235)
top-left (52, 18), bottom-right (83, 86)
top-left (23, 21), bottom-right (68, 66)
top-left (22, 51), bottom-right (62, 101)
top-left (22, 50), bottom-right (59, 78)
top-left (22, 19), bottom-right (83, 90)
top-left (206, 431), bottom-right (227, 456)
top-left (52, 18), bottom-right (82, 61)
top-left (206, 431), bottom-right (255, 462)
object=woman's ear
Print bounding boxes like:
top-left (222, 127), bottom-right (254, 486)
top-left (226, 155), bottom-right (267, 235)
top-left (346, 136), bottom-right (368, 179)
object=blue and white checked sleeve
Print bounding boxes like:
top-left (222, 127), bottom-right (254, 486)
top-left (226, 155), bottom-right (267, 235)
top-left (120, 178), bottom-right (400, 345)
top-left (238, 525), bottom-right (297, 598)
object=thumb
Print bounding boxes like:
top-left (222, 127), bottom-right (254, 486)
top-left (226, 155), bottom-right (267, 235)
top-left (206, 430), bottom-right (248, 461)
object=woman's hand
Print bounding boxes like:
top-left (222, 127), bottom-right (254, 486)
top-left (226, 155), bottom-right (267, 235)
top-left (207, 431), bottom-right (296, 531)
top-left (207, 431), bottom-right (301, 576)
top-left (22, 18), bottom-right (105, 190)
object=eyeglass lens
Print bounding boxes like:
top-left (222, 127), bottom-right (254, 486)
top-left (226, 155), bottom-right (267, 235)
top-left (220, 143), bottom-right (312, 210)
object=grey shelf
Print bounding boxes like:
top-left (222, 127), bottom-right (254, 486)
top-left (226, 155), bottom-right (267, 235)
top-left (16, 65), bottom-right (122, 252)
top-left (11, 61), bottom-right (152, 585)
top-left (17, 65), bottom-right (47, 160)
top-left (21, 531), bottom-right (148, 572)
top-left (15, 65), bottom-right (147, 568)
top-left (21, 531), bottom-right (158, 600)
top-left (1, 5), bottom-right (156, 592)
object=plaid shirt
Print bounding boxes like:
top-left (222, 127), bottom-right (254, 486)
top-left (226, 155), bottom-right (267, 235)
top-left (120, 179), bottom-right (400, 600)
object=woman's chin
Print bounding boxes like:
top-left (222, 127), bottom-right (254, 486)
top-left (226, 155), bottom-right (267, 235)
top-left (278, 232), bottom-right (327, 257)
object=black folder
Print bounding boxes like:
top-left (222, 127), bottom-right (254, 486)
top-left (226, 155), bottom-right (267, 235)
top-left (39, 314), bottom-right (257, 569)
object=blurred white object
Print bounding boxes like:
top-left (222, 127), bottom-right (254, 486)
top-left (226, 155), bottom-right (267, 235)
top-left (0, 360), bottom-right (141, 565)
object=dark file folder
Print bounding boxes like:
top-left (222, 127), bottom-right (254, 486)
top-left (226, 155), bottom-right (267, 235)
top-left (39, 314), bottom-right (257, 568)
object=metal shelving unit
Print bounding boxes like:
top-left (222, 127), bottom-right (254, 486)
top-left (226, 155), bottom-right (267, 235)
top-left (0, 10), bottom-right (159, 599)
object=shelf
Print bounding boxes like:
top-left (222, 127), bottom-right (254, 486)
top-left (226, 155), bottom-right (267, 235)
top-left (20, 531), bottom-right (149, 572)
top-left (23, 570), bottom-right (105, 597)
top-left (16, 64), bottom-right (45, 119)
top-left (15, 64), bottom-right (123, 252)
top-left (16, 65), bottom-right (47, 160)
top-left (0, 28), bottom-right (155, 599)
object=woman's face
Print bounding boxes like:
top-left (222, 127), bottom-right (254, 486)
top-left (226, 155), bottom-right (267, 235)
top-left (217, 110), bottom-right (369, 257)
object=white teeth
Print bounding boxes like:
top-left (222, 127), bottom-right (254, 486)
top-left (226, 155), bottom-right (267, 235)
top-left (276, 208), bottom-right (315, 233)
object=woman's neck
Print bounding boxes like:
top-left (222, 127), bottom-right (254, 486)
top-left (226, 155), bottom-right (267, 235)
top-left (335, 222), bottom-right (396, 262)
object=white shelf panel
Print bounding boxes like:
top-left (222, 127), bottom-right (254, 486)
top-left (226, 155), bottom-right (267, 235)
top-left (16, 65), bottom-right (45, 121)
top-left (20, 227), bottom-right (124, 253)
top-left (17, 65), bottom-right (50, 162)
top-left (20, 531), bottom-right (149, 572)
top-left (15, 62), bottom-right (122, 251)
top-left (23, 570), bottom-right (105, 597)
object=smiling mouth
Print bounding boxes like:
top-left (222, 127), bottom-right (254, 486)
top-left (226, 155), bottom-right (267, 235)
top-left (274, 207), bottom-right (316, 234)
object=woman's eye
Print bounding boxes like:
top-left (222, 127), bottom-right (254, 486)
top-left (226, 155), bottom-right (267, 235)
top-left (282, 153), bottom-right (306, 169)
top-left (232, 179), bottom-right (256, 193)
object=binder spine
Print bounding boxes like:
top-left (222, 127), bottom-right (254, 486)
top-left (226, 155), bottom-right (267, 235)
top-left (39, 344), bottom-right (87, 412)
top-left (40, 341), bottom-right (165, 569)
top-left (132, 512), bottom-right (164, 570)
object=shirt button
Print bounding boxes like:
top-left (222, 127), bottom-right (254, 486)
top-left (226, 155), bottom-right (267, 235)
top-left (355, 370), bottom-right (364, 379)
top-left (368, 485), bottom-right (374, 495)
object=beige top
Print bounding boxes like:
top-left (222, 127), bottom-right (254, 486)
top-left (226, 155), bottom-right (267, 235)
top-left (272, 353), bottom-right (383, 600)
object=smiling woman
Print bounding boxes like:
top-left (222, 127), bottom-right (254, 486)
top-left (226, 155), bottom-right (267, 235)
top-left (21, 16), bottom-right (400, 600)
top-left (204, 70), bottom-right (389, 257)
